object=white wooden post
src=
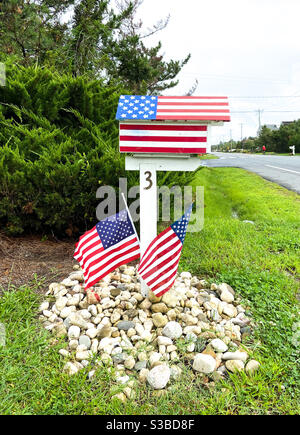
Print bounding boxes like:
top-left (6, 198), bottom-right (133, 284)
top-left (139, 163), bottom-right (157, 297)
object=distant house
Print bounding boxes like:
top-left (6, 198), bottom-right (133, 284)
top-left (281, 121), bottom-right (294, 126)
top-left (257, 124), bottom-right (278, 135)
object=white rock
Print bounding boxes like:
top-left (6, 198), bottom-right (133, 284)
top-left (187, 343), bottom-right (195, 352)
top-left (210, 338), bottom-right (228, 353)
top-left (67, 294), bottom-right (82, 307)
top-left (222, 303), bottom-right (238, 318)
top-left (116, 375), bottom-right (130, 384)
top-left (55, 297), bottom-right (68, 311)
top-left (245, 360), bottom-right (260, 374)
top-left (147, 365), bottom-right (170, 389)
top-left (86, 328), bottom-right (98, 339)
top-left (43, 310), bottom-right (52, 318)
top-left (162, 321), bottom-right (182, 339)
top-left (124, 356), bottom-right (136, 370)
top-left (180, 271), bottom-right (192, 279)
top-left (222, 351), bottom-right (248, 362)
top-left (63, 362), bottom-right (80, 376)
top-left (193, 354), bottom-right (217, 374)
top-left (157, 336), bottom-right (173, 346)
top-left (149, 352), bottom-right (162, 367)
top-left (76, 350), bottom-right (92, 361)
top-left (68, 325), bottom-right (81, 340)
top-left (60, 306), bottom-right (76, 319)
top-left (68, 312), bottom-right (89, 329)
top-left (39, 301), bottom-right (49, 312)
top-left (59, 349), bottom-right (70, 357)
top-left (220, 290), bottom-right (234, 303)
top-left (69, 340), bottom-right (79, 350)
top-left (225, 359), bottom-right (244, 372)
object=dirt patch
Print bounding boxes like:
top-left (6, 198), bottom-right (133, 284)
top-left (0, 232), bottom-right (77, 293)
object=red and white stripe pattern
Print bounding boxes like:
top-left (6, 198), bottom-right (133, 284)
top-left (119, 123), bottom-right (208, 154)
top-left (138, 205), bottom-right (192, 297)
top-left (156, 96), bottom-right (230, 121)
top-left (74, 211), bottom-right (140, 289)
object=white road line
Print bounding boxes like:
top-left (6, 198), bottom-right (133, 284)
top-left (265, 164), bottom-right (300, 175)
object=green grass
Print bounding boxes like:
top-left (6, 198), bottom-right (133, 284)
top-left (198, 154), bottom-right (219, 160)
top-left (0, 167), bottom-right (299, 415)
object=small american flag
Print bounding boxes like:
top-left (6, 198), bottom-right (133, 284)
top-left (116, 95), bottom-right (230, 121)
top-left (74, 209), bottom-right (140, 289)
top-left (138, 205), bottom-right (193, 297)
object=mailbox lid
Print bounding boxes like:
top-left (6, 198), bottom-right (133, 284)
top-left (116, 95), bottom-right (230, 122)
top-left (119, 121), bottom-right (209, 154)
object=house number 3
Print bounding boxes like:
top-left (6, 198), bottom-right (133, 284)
top-left (144, 171), bottom-right (153, 190)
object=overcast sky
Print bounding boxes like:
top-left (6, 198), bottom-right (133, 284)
top-left (135, 0), bottom-right (300, 144)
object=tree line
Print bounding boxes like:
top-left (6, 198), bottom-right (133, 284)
top-left (0, 1), bottom-right (194, 236)
top-left (213, 121), bottom-right (300, 154)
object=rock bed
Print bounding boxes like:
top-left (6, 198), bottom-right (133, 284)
top-left (38, 265), bottom-right (260, 401)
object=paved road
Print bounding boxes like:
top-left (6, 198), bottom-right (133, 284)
top-left (201, 153), bottom-right (300, 195)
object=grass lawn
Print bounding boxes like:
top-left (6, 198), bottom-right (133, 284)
top-left (198, 154), bottom-right (219, 160)
top-left (0, 167), bottom-right (299, 415)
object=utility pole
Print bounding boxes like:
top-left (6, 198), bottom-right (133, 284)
top-left (240, 123), bottom-right (243, 152)
top-left (257, 109), bottom-right (263, 132)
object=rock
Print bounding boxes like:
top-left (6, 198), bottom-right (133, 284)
top-left (222, 303), bottom-right (238, 318)
top-left (110, 288), bottom-right (121, 297)
top-left (139, 299), bottom-right (152, 310)
top-left (218, 283), bottom-right (235, 296)
top-left (245, 360), bottom-right (260, 374)
top-left (152, 313), bottom-right (168, 328)
top-left (86, 328), bottom-right (98, 339)
top-left (157, 336), bottom-right (173, 346)
top-left (79, 335), bottom-right (91, 349)
top-left (110, 312), bottom-right (121, 324)
top-left (69, 340), bottom-right (79, 350)
top-left (124, 356), bottom-right (136, 370)
top-left (162, 321), bottom-right (182, 339)
top-left (193, 354), bottom-right (217, 374)
top-left (162, 290), bottom-right (180, 308)
top-left (115, 374), bottom-right (129, 384)
top-left (55, 297), bottom-right (68, 312)
top-left (148, 292), bottom-right (162, 303)
top-left (112, 353), bottom-right (126, 364)
top-left (76, 350), bottom-right (92, 361)
top-left (39, 301), bottom-right (49, 312)
top-left (170, 365), bottom-right (182, 380)
top-left (134, 360), bottom-right (147, 371)
top-left (222, 351), bottom-right (248, 362)
top-left (149, 352), bottom-right (162, 368)
top-left (139, 368), bottom-right (149, 383)
top-left (210, 339), bottom-right (228, 353)
top-left (166, 309), bottom-right (177, 321)
top-left (225, 359), bottom-right (244, 372)
top-left (67, 294), bottom-right (82, 307)
top-left (180, 271), bottom-right (192, 279)
top-left (68, 325), bottom-right (81, 340)
top-left (68, 312), bottom-right (89, 329)
top-left (52, 322), bottom-right (67, 337)
top-left (147, 364), bottom-right (171, 389)
top-left (112, 392), bottom-right (127, 402)
top-left (117, 321), bottom-right (135, 331)
top-left (151, 303), bottom-right (168, 314)
top-left (98, 325), bottom-right (112, 339)
top-left (220, 290), bottom-right (234, 304)
top-left (63, 362), bottom-right (80, 376)
top-left (59, 349), bottom-right (70, 357)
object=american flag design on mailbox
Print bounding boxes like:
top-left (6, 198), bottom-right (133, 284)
top-left (116, 95), bottom-right (230, 154)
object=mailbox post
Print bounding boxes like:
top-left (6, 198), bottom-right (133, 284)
top-left (116, 95), bottom-right (231, 296)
